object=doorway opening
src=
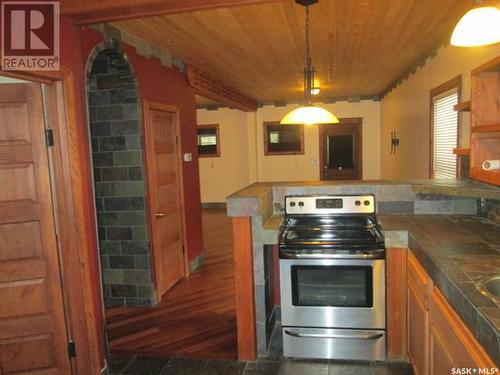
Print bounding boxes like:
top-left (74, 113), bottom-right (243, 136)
top-left (319, 118), bottom-right (363, 180)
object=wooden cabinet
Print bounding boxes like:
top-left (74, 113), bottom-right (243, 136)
top-left (469, 55), bottom-right (500, 186)
top-left (407, 252), bottom-right (431, 375)
top-left (406, 251), bottom-right (496, 374)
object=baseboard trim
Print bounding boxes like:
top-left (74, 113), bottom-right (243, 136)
top-left (201, 202), bottom-right (227, 209)
top-left (189, 252), bottom-right (205, 273)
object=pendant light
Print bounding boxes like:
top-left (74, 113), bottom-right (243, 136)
top-left (451, 1), bottom-right (500, 47)
top-left (280, 0), bottom-right (339, 125)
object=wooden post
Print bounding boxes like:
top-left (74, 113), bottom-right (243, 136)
top-left (386, 247), bottom-right (408, 360)
top-left (232, 217), bottom-right (257, 360)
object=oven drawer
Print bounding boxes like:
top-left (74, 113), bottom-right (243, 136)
top-left (283, 327), bottom-right (386, 360)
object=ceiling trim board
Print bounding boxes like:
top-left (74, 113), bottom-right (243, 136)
top-left (62, 0), bottom-right (288, 25)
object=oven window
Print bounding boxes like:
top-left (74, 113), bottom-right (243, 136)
top-left (291, 266), bottom-right (373, 307)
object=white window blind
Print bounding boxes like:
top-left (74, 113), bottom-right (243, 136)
top-left (432, 89), bottom-right (458, 179)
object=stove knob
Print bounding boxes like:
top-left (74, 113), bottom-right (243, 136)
top-left (364, 200), bottom-right (370, 206)
top-left (298, 201), bottom-right (304, 207)
top-left (290, 202), bottom-right (296, 207)
top-left (355, 200), bottom-right (361, 206)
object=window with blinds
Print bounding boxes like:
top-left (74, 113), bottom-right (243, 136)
top-left (432, 89), bottom-right (458, 179)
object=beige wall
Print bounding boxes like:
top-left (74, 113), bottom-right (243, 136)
top-left (197, 108), bottom-right (250, 203)
top-left (255, 102), bottom-right (381, 182)
top-left (197, 101), bottom-right (381, 202)
top-left (380, 43), bottom-right (500, 180)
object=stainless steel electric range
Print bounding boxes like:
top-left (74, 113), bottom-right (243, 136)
top-left (279, 195), bottom-right (386, 361)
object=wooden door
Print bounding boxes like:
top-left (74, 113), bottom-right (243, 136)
top-left (319, 118), bottom-right (362, 180)
top-left (144, 102), bottom-right (185, 299)
top-left (0, 83), bottom-right (72, 374)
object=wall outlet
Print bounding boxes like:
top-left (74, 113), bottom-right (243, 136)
top-left (183, 153), bottom-right (192, 162)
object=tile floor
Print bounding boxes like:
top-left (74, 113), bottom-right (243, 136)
top-left (108, 325), bottom-right (413, 375)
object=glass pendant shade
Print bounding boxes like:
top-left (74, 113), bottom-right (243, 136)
top-left (451, 6), bottom-right (500, 47)
top-left (280, 106), bottom-right (339, 125)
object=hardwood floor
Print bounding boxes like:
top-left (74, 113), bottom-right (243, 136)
top-left (106, 208), bottom-right (237, 360)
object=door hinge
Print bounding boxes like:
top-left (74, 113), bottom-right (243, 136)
top-left (45, 128), bottom-right (54, 147)
top-left (67, 340), bottom-right (76, 358)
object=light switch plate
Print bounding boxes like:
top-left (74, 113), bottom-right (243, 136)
top-left (183, 153), bottom-right (192, 162)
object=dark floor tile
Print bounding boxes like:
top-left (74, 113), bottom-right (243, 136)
top-left (121, 355), bottom-right (169, 375)
top-left (160, 358), bottom-right (208, 375)
top-left (278, 360), bottom-right (329, 375)
top-left (329, 362), bottom-right (413, 375)
top-left (201, 359), bottom-right (246, 375)
top-left (243, 361), bottom-right (281, 375)
top-left (108, 353), bottom-right (135, 373)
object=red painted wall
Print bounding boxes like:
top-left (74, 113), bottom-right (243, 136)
top-left (57, 18), bottom-right (204, 369)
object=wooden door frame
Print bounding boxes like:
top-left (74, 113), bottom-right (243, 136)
top-left (0, 70), bottom-right (103, 374)
top-left (142, 100), bottom-right (190, 293)
top-left (318, 117), bottom-right (363, 180)
top-left (429, 75), bottom-right (462, 178)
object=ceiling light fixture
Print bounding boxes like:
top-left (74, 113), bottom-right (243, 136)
top-left (280, 0), bottom-right (339, 125)
top-left (451, 1), bottom-right (500, 47)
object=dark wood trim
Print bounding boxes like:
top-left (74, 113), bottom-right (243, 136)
top-left (0, 69), bottom-right (104, 374)
top-left (429, 75), bottom-right (462, 178)
top-left (318, 117), bottom-right (363, 180)
top-left (232, 217), bottom-right (256, 360)
top-left (197, 124), bottom-right (221, 158)
top-left (263, 121), bottom-right (305, 156)
top-left (187, 65), bottom-right (257, 112)
top-left (386, 247), bottom-right (408, 361)
top-left (62, 0), bottom-right (287, 25)
top-left (142, 100), bottom-right (190, 281)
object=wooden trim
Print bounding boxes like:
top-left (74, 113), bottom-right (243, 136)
top-left (453, 100), bottom-right (471, 112)
top-left (197, 124), bottom-right (221, 158)
top-left (187, 65), bottom-right (257, 112)
top-left (318, 117), bottom-right (363, 180)
top-left (471, 55), bottom-right (500, 74)
top-left (62, 0), bottom-right (287, 24)
top-left (0, 69), bottom-right (104, 374)
top-left (142, 100), bottom-right (190, 281)
top-left (470, 123), bottom-right (500, 133)
top-left (453, 148), bottom-right (470, 156)
top-left (429, 75), bottom-right (462, 178)
top-left (386, 248), bottom-right (408, 361)
top-left (232, 217), bottom-right (256, 360)
top-left (263, 121), bottom-right (304, 156)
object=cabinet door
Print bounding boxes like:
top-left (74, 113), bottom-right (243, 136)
top-left (430, 287), bottom-right (495, 372)
top-left (407, 282), bottom-right (429, 375)
top-left (430, 325), bottom-right (454, 375)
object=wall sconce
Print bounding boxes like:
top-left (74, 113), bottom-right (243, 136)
top-left (391, 131), bottom-right (400, 154)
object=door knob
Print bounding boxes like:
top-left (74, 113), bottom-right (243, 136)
top-left (155, 212), bottom-right (164, 218)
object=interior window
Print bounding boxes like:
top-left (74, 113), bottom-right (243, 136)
top-left (264, 121), bottom-right (304, 155)
top-left (430, 77), bottom-right (461, 179)
top-left (197, 124), bottom-right (220, 157)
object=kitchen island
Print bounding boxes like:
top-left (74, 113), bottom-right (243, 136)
top-left (226, 179), bottom-right (500, 365)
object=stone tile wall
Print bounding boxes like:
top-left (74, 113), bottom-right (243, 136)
top-left (89, 49), bottom-right (155, 307)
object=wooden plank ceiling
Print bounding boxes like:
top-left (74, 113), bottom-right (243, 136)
top-left (112, 0), bottom-right (471, 103)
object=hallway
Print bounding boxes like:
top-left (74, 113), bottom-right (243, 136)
top-left (106, 208), bottom-right (237, 359)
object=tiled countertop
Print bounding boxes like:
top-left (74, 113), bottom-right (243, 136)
top-left (258, 213), bottom-right (500, 364)
top-left (378, 214), bottom-right (500, 365)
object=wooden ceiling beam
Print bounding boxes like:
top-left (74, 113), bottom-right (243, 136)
top-left (61, 0), bottom-right (288, 25)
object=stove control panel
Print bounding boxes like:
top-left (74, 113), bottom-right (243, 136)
top-left (285, 195), bottom-right (375, 214)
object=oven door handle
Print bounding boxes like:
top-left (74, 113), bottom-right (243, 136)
top-left (284, 330), bottom-right (383, 340)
